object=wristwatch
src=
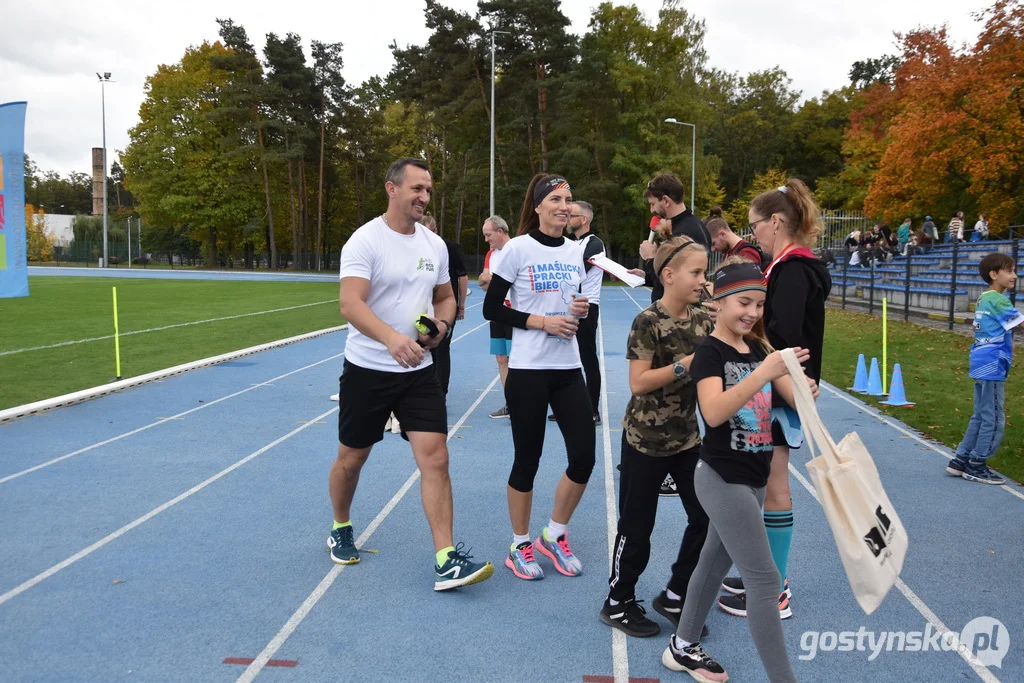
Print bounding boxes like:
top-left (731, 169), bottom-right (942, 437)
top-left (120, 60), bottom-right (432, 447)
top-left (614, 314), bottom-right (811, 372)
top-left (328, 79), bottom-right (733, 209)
top-left (672, 361), bottom-right (686, 379)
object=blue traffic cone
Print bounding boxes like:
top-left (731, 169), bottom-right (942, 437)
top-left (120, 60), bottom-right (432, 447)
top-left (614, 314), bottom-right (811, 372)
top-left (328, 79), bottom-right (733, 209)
top-left (851, 354), bottom-right (868, 393)
top-left (866, 357), bottom-right (885, 396)
top-left (881, 364), bottom-right (915, 406)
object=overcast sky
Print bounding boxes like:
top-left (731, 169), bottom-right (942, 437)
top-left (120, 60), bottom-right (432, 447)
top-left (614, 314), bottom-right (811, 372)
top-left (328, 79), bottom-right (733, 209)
top-left (1, 0), bottom-right (992, 178)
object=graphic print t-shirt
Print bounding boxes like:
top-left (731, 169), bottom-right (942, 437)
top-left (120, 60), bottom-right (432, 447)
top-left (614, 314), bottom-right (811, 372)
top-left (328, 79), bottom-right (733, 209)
top-left (969, 290), bottom-right (1024, 381)
top-left (690, 336), bottom-right (773, 487)
top-left (492, 233), bottom-right (586, 370)
top-left (339, 217), bottom-right (449, 373)
top-left (623, 302), bottom-right (713, 456)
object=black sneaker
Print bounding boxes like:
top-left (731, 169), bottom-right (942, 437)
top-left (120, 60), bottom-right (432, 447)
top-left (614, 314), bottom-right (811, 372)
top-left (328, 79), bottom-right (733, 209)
top-left (328, 525), bottom-right (359, 565)
top-left (593, 414), bottom-right (602, 426)
top-left (659, 475), bottom-right (678, 497)
top-left (434, 543), bottom-right (494, 591)
top-left (600, 598), bottom-right (661, 637)
top-left (661, 638), bottom-right (729, 682)
top-left (963, 463), bottom-right (1005, 485)
top-left (652, 591), bottom-right (709, 637)
top-left (718, 591), bottom-right (792, 619)
top-left (721, 577), bottom-right (790, 597)
top-left (490, 405), bottom-right (510, 419)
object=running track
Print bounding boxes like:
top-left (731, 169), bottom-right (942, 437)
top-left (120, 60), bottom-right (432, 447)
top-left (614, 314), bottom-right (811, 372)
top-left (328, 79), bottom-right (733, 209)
top-left (2, 286), bottom-right (1022, 682)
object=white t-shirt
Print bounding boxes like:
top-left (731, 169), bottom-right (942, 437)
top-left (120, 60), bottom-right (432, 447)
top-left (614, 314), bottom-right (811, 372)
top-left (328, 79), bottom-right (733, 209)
top-left (492, 233), bottom-right (586, 370)
top-left (339, 217), bottom-right (450, 372)
top-left (577, 233), bottom-right (604, 305)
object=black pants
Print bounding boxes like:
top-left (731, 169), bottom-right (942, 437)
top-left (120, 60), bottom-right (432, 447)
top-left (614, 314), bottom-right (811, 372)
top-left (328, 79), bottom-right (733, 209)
top-left (505, 368), bottom-right (596, 492)
top-left (576, 303), bottom-right (601, 415)
top-left (608, 434), bottom-right (709, 602)
top-left (430, 320), bottom-right (456, 395)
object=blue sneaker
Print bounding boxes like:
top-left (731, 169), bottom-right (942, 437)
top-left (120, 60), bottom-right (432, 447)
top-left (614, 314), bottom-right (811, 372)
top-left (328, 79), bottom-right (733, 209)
top-left (434, 543), bottom-right (494, 591)
top-left (963, 461), bottom-right (1005, 485)
top-left (328, 525), bottom-right (359, 565)
top-left (945, 457), bottom-right (967, 477)
top-left (535, 528), bottom-right (583, 577)
top-left (506, 541), bottom-right (544, 580)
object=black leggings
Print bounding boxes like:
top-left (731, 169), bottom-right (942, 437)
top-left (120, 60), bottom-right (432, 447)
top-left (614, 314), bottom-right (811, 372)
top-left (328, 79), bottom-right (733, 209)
top-left (505, 368), bottom-right (596, 492)
top-left (576, 304), bottom-right (601, 415)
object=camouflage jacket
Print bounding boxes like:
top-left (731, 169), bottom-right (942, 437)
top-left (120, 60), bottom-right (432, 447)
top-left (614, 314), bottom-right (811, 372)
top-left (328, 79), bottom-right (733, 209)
top-left (623, 301), bottom-right (712, 455)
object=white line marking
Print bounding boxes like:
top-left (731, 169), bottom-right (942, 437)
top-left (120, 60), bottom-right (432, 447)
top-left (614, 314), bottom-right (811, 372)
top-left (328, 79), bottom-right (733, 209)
top-left (237, 374), bottom-right (500, 683)
top-left (621, 286), bottom-right (646, 311)
top-left (598, 307), bottom-right (629, 683)
top-left (820, 382), bottom-right (1024, 502)
top-left (0, 352), bottom-right (346, 485)
top-left (787, 463), bottom-right (1000, 682)
top-left (0, 300), bottom-right (338, 357)
top-left (0, 406), bottom-right (339, 608)
top-left (451, 320), bottom-right (488, 343)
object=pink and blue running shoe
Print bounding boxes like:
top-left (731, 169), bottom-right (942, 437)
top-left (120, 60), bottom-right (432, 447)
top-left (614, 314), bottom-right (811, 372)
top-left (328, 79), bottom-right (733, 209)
top-left (506, 541), bottom-right (544, 580)
top-left (535, 529), bottom-right (583, 577)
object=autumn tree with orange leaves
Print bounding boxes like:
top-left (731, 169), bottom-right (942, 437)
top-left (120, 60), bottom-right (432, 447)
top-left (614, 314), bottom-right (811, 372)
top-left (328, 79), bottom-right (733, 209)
top-left (849, 0), bottom-right (1024, 231)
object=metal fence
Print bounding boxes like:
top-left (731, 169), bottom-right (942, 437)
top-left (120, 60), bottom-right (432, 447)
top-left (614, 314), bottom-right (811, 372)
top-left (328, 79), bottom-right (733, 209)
top-left (834, 238), bottom-right (1021, 329)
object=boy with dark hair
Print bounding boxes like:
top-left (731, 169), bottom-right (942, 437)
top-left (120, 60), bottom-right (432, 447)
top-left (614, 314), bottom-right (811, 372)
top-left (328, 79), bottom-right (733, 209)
top-left (946, 253), bottom-right (1022, 484)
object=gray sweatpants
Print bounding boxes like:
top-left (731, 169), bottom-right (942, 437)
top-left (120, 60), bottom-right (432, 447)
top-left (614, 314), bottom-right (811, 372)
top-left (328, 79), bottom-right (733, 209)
top-left (676, 460), bottom-right (796, 683)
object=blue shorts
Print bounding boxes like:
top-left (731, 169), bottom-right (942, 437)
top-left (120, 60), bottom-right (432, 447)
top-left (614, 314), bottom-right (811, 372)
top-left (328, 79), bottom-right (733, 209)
top-left (771, 405), bottom-right (803, 449)
top-left (490, 337), bottom-right (512, 356)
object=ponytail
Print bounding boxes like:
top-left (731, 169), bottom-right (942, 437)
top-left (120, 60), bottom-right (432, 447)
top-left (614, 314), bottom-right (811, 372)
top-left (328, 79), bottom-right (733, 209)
top-left (750, 178), bottom-right (822, 247)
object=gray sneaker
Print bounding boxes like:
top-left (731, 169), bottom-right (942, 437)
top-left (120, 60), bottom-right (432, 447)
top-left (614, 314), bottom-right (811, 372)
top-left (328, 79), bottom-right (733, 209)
top-left (489, 405), bottom-right (510, 419)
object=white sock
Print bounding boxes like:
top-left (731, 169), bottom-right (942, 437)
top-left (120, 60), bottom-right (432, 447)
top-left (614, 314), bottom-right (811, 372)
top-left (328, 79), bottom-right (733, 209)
top-left (512, 533), bottom-right (531, 548)
top-left (666, 588), bottom-right (682, 601)
top-left (546, 520), bottom-right (568, 540)
top-left (674, 635), bottom-right (693, 649)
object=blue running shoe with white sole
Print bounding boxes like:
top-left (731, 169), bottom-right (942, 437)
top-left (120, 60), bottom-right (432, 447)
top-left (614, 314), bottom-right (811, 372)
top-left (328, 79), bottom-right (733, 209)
top-left (535, 529), bottom-right (583, 577)
top-left (434, 543), bottom-right (494, 591)
top-left (328, 525), bottom-right (359, 565)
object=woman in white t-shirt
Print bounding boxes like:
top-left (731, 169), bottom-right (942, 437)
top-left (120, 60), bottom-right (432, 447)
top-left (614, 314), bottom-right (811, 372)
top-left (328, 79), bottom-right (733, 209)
top-left (483, 173), bottom-right (594, 581)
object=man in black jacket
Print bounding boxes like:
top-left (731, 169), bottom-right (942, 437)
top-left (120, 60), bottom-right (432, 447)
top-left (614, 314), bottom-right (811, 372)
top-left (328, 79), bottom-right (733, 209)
top-left (635, 173), bottom-right (711, 303)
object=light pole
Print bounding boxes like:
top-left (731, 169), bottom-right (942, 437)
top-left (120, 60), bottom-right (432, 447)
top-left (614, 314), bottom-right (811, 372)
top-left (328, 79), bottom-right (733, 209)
top-left (664, 118), bottom-right (696, 215)
top-left (97, 72), bottom-right (113, 267)
top-left (489, 28), bottom-right (510, 218)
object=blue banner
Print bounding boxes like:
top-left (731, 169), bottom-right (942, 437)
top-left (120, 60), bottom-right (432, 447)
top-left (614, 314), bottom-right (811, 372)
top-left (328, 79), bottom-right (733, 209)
top-left (0, 101), bottom-right (28, 298)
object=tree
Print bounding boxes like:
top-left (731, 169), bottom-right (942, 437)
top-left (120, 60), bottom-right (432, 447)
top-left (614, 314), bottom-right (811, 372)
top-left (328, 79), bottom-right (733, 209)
top-left (25, 204), bottom-right (55, 261)
top-left (849, 55), bottom-right (901, 90)
top-left (724, 166), bottom-right (789, 232)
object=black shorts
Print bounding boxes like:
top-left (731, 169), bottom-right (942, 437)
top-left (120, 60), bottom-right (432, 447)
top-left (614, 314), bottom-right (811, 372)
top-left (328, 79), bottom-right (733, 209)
top-left (337, 359), bottom-right (448, 449)
top-left (489, 321), bottom-right (514, 340)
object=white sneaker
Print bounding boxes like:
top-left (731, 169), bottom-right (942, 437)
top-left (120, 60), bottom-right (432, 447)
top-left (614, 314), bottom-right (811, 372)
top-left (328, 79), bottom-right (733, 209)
top-left (330, 393), bottom-right (339, 401)
top-left (390, 413), bottom-right (401, 434)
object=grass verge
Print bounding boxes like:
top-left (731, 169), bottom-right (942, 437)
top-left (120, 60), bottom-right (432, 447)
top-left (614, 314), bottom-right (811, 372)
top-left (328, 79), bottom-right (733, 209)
top-left (1, 277), bottom-right (342, 410)
top-left (822, 309), bottom-right (1023, 484)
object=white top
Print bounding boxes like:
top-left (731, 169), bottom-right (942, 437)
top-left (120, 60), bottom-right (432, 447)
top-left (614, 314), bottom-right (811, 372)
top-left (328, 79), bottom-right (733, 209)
top-left (492, 233), bottom-right (586, 370)
top-left (975, 220), bottom-right (988, 236)
top-left (577, 233), bottom-right (604, 304)
top-left (339, 217), bottom-right (450, 372)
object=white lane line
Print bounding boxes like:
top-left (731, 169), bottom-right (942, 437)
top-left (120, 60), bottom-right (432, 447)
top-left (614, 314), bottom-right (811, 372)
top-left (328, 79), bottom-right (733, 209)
top-left (598, 308), bottom-right (629, 683)
top-left (0, 300), bottom-right (337, 357)
top-left (820, 382), bottom-right (1024, 503)
top-left (237, 374), bottom-right (500, 683)
top-left (787, 463), bottom-right (1000, 682)
top-left (621, 287), bottom-right (646, 311)
top-left (0, 406), bottom-right (339, 608)
top-left (0, 351), bottom-right (347, 485)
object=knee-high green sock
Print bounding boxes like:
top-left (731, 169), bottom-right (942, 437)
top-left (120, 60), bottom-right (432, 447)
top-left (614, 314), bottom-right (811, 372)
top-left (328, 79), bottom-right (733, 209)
top-left (764, 510), bottom-right (793, 593)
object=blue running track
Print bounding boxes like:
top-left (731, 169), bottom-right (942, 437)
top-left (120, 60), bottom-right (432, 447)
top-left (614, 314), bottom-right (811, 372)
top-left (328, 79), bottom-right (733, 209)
top-left (2, 287), bottom-right (1021, 682)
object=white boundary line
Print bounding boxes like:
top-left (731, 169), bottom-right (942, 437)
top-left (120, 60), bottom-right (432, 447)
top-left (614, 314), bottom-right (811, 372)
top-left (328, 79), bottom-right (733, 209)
top-left (621, 289), bottom-right (1001, 681)
top-left (237, 374), bottom-right (500, 683)
top-left (820, 382), bottom-right (1024, 503)
top-left (786, 463), bottom-right (1000, 683)
top-left (0, 325), bottom-right (347, 424)
top-left (27, 265), bottom-right (339, 281)
top-left (0, 351), bottom-right (346, 485)
top-left (0, 406), bottom-right (339, 608)
top-left (598, 307), bottom-right (629, 683)
top-left (0, 300), bottom-right (338, 357)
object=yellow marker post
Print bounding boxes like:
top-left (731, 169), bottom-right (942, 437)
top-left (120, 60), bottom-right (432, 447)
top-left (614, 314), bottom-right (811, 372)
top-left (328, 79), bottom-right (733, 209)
top-left (113, 287), bottom-right (122, 380)
top-left (882, 297), bottom-right (888, 394)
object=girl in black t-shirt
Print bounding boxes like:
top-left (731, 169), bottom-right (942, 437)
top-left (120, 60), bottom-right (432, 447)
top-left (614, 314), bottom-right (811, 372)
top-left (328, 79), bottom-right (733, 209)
top-left (662, 259), bottom-right (817, 683)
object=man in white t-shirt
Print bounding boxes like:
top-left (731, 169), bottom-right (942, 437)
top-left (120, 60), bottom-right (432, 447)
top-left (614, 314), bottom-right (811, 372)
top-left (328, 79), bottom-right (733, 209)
top-left (329, 158), bottom-right (493, 591)
top-left (478, 215), bottom-right (513, 418)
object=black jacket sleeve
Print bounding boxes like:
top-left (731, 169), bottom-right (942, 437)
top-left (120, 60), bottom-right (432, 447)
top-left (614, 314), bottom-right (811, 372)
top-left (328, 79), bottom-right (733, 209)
top-left (643, 258), bottom-right (657, 287)
top-left (448, 241), bottom-right (467, 278)
top-left (581, 235), bottom-right (604, 273)
top-left (482, 275), bottom-right (531, 329)
top-left (766, 266), bottom-right (812, 352)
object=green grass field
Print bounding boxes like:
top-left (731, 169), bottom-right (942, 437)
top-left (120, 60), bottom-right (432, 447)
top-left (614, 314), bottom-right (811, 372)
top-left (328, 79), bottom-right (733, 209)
top-left (821, 309), bottom-right (1023, 485)
top-left (0, 277), bottom-right (342, 410)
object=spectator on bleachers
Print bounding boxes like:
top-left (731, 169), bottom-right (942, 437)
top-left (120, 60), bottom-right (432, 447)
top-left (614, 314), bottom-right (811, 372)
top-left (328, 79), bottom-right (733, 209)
top-left (878, 223), bottom-right (893, 245)
top-left (910, 228), bottom-right (932, 255)
top-left (897, 218), bottom-right (912, 255)
top-left (949, 212), bottom-right (965, 243)
top-left (973, 214), bottom-right (989, 241)
top-left (922, 216), bottom-right (939, 243)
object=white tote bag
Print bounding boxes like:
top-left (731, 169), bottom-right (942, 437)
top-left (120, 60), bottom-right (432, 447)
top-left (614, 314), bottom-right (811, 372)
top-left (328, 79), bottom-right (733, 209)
top-left (781, 348), bottom-right (908, 615)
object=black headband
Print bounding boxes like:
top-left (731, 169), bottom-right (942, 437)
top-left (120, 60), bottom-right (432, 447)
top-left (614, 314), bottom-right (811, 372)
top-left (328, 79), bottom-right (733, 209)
top-left (659, 241), bottom-right (702, 274)
top-left (711, 262), bottom-right (767, 300)
top-left (534, 176), bottom-right (571, 208)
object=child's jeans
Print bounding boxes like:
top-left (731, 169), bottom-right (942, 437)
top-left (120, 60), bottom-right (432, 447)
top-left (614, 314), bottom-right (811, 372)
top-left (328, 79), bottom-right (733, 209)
top-left (956, 380), bottom-right (1006, 461)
